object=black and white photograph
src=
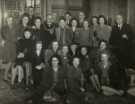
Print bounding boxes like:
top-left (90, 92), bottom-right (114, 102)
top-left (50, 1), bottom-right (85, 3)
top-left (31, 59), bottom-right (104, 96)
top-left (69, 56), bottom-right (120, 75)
top-left (0, 0), bottom-right (135, 104)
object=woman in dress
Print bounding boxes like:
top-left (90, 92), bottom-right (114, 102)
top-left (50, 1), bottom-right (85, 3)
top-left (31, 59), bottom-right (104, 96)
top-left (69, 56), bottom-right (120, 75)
top-left (95, 15), bottom-right (112, 44)
top-left (11, 29), bottom-right (35, 88)
top-left (16, 13), bottom-right (30, 40)
top-left (1, 16), bottom-right (17, 81)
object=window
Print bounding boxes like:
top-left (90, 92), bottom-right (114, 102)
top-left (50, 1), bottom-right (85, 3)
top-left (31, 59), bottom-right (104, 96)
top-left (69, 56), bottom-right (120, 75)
top-left (26, 0), bottom-right (41, 16)
top-left (26, 0), bottom-right (40, 8)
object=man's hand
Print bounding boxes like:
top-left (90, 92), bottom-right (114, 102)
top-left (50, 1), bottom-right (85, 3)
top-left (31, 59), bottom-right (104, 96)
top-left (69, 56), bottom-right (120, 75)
top-left (80, 87), bottom-right (85, 92)
top-left (35, 65), bottom-right (42, 70)
top-left (17, 53), bottom-right (24, 58)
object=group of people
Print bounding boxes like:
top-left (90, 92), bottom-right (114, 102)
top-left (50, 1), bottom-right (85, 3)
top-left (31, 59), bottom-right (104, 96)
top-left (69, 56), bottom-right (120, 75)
top-left (0, 11), bottom-right (134, 104)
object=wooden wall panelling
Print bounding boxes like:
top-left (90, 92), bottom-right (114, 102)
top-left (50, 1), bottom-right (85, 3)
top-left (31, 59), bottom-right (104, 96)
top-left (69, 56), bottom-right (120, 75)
top-left (89, 0), bottom-right (127, 25)
top-left (19, 0), bottom-right (26, 15)
top-left (52, 0), bottom-right (67, 16)
top-left (89, 0), bottom-right (109, 17)
top-left (68, 0), bottom-right (83, 17)
top-left (51, 0), bottom-right (83, 17)
top-left (127, 0), bottom-right (135, 33)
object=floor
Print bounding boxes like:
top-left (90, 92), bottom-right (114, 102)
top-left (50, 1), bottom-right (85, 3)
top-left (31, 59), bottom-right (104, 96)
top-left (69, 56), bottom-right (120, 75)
top-left (0, 70), bottom-right (29, 104)
top-left (0, 70), bottom-right (135, 104)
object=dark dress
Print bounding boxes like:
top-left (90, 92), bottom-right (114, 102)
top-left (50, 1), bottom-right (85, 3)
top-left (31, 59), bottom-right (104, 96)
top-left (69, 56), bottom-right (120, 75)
top-left (109, 23), bottom-right (134, 68)
top-left (31, 49), bottom-right (45, 89)
top-left (16, 38), bottom-right (34, 65)
top-left (95, 25), bottom-right (112, 43)
top-left (43, 22), bottom-right (56, 41)
top-left (32, 66), bottom-right (67, 104)
top-left (67, 66), bottom-right (85, 104)
top-left (80, 55), bottom-right (91, 82)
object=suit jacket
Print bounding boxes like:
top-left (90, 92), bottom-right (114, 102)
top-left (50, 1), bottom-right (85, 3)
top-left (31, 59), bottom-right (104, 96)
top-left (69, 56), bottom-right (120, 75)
top-left (45, 49), bottom-right (60, 64)
top-left (68, 27), bottom-right (80, 43)
top-left (94, 56), bottom-right (128, 90)
top-left (55, 27), bottom-right (72, 46)
top-left (67, 66), bottom-right (84, 94)
top-left (31, 49), bottom-right (44, 68)
top-left (43, 22), bottom-right (56, 45)
top-left (109, 23), bottom-right (134, 67)
top-left (110, 23), bottom-right (133, 50)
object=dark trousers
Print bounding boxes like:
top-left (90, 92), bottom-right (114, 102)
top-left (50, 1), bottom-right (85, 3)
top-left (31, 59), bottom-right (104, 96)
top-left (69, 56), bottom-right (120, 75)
top-left (32, 68), bottom-right (43, 89)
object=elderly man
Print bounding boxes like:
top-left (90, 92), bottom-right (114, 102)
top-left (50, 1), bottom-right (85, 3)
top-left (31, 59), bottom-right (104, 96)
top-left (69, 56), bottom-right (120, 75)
top-left (109, 14), bottom-right (134, 70)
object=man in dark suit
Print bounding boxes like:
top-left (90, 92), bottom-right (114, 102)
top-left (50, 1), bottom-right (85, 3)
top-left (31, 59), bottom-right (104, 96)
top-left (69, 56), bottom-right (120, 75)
top-left (31, 41), bottom-right (45, 89)
top-left (109, 14), bottom-right (134, 69)
top-left (55, 17), bottom-right (72, 46)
